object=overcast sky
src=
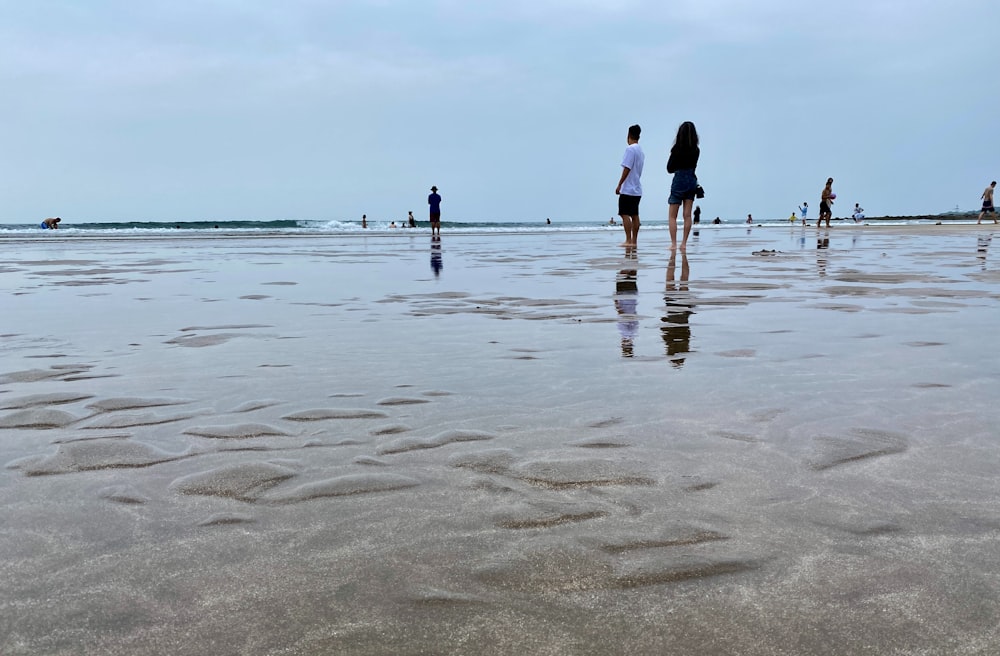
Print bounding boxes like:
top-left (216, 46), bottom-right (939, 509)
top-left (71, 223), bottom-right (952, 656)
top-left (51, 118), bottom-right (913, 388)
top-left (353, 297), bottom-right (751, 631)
top-left (1, 0), bottom-right (995, 223)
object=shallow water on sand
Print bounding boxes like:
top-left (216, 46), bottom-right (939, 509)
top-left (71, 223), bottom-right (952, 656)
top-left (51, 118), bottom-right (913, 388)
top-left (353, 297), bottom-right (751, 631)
top-left (2, 227), bottom-right (999, 655)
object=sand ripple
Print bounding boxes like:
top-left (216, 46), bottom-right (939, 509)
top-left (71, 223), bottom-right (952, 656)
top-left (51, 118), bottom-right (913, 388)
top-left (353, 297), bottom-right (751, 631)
top-left (170, 462), bottom-right (298, 501)
top-left (82, 411), bottom-right (197, 429)
top-left (376, 397), bottom-right (431, 406)
top-left (183, 423), bottom-right (291, 439)
top-left (511, 458), bottom-right (655, 489)
top-left (808, 428), bottom-right (908, 470)
top-left (0, 392), bottom-right (94, 409)
top-left (377, 429), bottom-right (496, 455)
top-left (97, 484), bottom-right (151, 504)
top-left (9, 439), bottom-right (188, 476)
top-left (0, 408), bottom-right (79, 429)
top-left (85, 397), bottom-right (191, 412)
top-left (282, 408), bottom-right (388, 421)
top-left (266, 473), bottom-right (421, 503)
top-left (494, 501), bottom-right (609, 529)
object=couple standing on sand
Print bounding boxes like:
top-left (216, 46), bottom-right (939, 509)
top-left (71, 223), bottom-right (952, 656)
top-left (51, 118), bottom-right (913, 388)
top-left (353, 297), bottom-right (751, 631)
top-left (615, 121), bottom-right (700, 251)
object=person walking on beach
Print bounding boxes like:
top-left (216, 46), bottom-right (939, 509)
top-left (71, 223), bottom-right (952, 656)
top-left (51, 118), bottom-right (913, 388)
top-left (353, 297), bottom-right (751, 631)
top-left (40, 217), bottom-right (61, 229)
top-left (615, 124), bottom-right (645, 248)
top-left (428, 186), bottom-right (442, 236)
top-left (819, 178), bottom-right (834, 228)
top-left (799, 202), bottom-right (809, 224)
top-left (666, 121), bottom-right (700, 251)
top-left (978, 181), bottom-right (997, 224)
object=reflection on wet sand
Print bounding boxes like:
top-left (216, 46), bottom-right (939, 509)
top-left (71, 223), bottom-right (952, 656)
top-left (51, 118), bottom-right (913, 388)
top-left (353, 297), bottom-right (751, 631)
top-left (614, 255), bottom-right (638, 358)
top-left (977, 234), bottom-right (991, 270)
top-left (431, 236), bottom-right (442, 277)
top-left (661, 250), bottom-right (692, 368)
top-left (816, 232), bottom-right (830, 277)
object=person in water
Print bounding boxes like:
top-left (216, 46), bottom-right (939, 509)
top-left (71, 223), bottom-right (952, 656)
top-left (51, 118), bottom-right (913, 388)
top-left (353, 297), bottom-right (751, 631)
top-left (40, 217), bottom-right (61, 229)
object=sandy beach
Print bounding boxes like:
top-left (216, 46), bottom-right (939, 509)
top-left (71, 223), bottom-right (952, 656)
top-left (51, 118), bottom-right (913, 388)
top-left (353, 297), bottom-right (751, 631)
top-left (2, 224), bottom-right (999, 655)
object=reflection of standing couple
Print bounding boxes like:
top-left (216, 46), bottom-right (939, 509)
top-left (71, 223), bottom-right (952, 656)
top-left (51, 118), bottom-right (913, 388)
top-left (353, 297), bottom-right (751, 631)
top-left (661, 251), bottom-right (692, 368)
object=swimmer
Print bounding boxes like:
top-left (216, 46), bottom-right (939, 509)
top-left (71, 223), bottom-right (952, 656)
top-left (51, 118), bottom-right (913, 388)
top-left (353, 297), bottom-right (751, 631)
top-left (40, 217), bottom-right (61, 229)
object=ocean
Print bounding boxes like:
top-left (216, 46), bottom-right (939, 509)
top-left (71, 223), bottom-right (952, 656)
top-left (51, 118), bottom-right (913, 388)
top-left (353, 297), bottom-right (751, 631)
top-left (0, 215), bottom-right (974, 237)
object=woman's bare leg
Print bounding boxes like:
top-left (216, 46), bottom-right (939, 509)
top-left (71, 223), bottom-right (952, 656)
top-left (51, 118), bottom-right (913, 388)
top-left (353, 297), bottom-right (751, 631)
top-left (680, 199), bottom-right (694, 250)
top-left (668, 203), bottom-right (679, 250)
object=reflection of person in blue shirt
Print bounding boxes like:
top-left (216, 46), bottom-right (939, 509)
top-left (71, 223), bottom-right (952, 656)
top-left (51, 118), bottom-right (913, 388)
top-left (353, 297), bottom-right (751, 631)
top-left (430, 237), bottom-right (442, 277)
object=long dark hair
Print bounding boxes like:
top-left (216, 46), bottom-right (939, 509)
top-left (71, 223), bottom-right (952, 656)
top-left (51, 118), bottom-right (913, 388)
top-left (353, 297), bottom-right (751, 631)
top-left (674, 121), bottom-right (699, 150)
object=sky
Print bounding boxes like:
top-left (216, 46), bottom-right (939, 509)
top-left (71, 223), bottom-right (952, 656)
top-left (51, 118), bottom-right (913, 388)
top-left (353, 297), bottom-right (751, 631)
top-left (1, 0), bottom-right (996, 223)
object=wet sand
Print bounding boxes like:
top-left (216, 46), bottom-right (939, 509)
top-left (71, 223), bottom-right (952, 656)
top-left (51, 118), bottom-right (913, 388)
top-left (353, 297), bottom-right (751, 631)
top-left (2, 226), bottom-right (999, 655)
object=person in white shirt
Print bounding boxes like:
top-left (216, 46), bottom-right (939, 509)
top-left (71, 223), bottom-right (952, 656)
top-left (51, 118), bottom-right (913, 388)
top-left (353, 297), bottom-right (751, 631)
top-left (615, 124), bottom-right (645, 248)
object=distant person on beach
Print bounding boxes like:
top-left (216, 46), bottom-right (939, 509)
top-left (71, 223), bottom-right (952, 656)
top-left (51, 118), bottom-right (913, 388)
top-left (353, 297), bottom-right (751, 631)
top-left (666, 121), bottom-right (700, 251)
top-left (746, 214), bottom-right (753, 224)
top-left (853, 203), bottom-right (865, 222)
top-left (789, 212), bottom-right (797, 223)
top-left (362, 214), bottom-right (367, 229)
top-left (40, 217), bottom-right (61, 229)
top-left (389, 221), bottom-right (397, 229)
top-left (819, 178), bottom-right (834, 228)
top-left (615, 124), bottom-right (645, 248)
top-left (799, 202), bottom-right (809, 224)
top-left (428, 186), bottom-right (442, 236)
top-left (408, 211), bottom-right (416, 228)
top-left (693, 205), bottom-right (701, 224)
top-left (979, 181), bottom-right (997, 225)
top-left (713, 217), bottom-right (721, 224)
top-left (546, 218), bottom-right (551, 225)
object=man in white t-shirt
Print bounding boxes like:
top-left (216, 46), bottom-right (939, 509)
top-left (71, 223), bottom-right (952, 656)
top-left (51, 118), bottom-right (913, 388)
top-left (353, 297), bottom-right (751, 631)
top-left (615, 124), bottom-right (645, 248)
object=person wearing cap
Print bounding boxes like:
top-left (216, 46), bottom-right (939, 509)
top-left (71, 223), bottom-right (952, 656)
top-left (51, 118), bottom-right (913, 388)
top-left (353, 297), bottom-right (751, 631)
top-left (428, 186), bottom-right (442, 236)
top-left (40, 217), bottom-right (61, 229)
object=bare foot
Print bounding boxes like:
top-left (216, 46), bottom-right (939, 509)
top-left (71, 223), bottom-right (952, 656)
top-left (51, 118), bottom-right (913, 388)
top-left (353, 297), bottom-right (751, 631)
top-left (679, 242), bottom-right (687, 251)
top-left (669, 242), bottom-right (678, 251)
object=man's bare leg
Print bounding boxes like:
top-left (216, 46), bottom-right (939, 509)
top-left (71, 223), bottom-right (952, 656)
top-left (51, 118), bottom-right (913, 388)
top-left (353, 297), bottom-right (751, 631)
top-left (619, 215), bottom-right (633, 246)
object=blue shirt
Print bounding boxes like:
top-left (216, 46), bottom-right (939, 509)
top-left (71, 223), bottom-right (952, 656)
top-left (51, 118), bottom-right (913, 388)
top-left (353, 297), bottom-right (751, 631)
top-left (428, 193), bottom-right (441, 213)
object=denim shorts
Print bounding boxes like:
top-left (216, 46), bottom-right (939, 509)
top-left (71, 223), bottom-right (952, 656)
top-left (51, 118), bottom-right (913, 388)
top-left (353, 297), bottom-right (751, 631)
top-left (668, 169), bottom-right (698, 205)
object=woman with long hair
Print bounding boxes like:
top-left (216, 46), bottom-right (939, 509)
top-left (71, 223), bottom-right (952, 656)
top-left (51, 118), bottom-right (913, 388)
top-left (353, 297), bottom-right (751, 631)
top-left (666, 121), bottom-right (700, 251)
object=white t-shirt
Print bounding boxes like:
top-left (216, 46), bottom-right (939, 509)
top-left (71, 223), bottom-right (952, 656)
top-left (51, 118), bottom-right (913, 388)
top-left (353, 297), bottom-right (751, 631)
top-left (620, 143), bottom-right (644, 196)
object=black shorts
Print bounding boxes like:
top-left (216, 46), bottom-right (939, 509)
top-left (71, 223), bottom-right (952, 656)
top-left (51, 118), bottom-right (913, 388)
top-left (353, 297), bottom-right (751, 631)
top-left (820, 201), bottom-right (831, 214)
top-left (429, 212), bottom-right (441, 223)
top-left (618, 194), bottom-right (641, 216)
